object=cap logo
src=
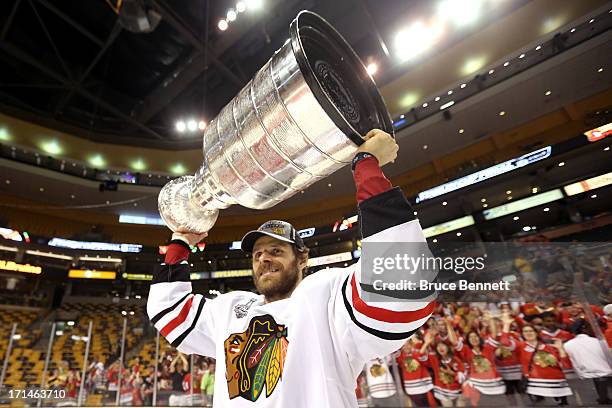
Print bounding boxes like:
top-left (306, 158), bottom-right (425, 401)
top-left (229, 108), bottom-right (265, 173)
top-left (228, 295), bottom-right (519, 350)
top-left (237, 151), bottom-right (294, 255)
top-left (270, 227), bottom-right (286, 235)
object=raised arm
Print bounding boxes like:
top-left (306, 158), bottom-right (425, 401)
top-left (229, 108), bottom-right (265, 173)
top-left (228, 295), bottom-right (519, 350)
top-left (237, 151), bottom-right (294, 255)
top-left (332, 130), bottom-right (436, 366)
top-left (147, 232), bottom-right (217, 357)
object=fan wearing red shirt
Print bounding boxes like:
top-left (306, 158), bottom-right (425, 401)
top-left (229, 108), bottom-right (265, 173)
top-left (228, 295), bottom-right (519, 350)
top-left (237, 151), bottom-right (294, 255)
top-left (456, 312), bottom-right (506, 399)
top-left (419, 331), bottom-right (467, 407)
top-left (501, 314), bottom-right (572, 405)
top-left (397, 338), bottom-right (436, 407)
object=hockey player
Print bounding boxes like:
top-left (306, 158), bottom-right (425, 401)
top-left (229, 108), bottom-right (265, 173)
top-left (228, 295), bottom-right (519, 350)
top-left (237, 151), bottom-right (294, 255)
top-left (147, 130), bottom-right (436, 407)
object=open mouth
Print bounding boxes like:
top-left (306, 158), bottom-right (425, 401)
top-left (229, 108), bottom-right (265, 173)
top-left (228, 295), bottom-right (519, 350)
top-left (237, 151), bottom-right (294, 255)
top-left (260, 267), bottom-right (280, 278)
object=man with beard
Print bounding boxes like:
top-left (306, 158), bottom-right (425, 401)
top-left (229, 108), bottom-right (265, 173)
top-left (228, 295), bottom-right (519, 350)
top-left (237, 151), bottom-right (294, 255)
top-left (147, 129), bottom-right (436, 407)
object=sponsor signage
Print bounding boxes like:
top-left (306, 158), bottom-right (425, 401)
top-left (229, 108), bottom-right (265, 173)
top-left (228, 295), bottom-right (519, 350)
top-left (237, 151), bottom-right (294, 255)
top-left (68, 269), bottom-right (116, 279)
top-left (122, 273), bottom-right (152, 281)
top-left (416, 146), bottom-right (552, 203)
top-left (307, 252), bottom-right (352, 267)
top-left (584, 122), bottom-right (611, 142)
top-left (49, 238), bottom-right (142, 253)
top-left (0, 260), bottom-right (42, 274)
top-left (297, 227), bottom-right (316, 239)
top-left (0, 228), bottom-right (22, 242)
top-left (563, 171), bottom-right (612, 196)
top-left (483, 189), bottom-right (563, 220)
top-left (422, 215), bottom-right (475, 238)
top-left (211, 269), bottom-right (253, 279)
top-left (119, 215), bottom-right (165, 226)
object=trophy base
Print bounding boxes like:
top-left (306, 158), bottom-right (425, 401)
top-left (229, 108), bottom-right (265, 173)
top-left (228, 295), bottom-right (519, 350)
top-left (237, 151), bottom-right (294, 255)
top-left (158, 176), bottom-right (220, 234)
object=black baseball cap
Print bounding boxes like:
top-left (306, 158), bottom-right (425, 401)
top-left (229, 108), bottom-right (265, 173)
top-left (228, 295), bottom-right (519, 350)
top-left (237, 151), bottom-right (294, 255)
top-left (241, 220), bottom-right (306, 252)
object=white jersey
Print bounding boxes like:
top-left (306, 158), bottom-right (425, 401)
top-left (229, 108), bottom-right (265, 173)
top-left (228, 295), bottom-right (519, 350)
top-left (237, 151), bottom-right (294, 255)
top-left (147, 187), bottom-right (435, 407)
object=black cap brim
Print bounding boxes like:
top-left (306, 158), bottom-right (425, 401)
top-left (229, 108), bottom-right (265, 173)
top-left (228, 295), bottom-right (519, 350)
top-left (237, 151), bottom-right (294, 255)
top-left (240, 230), bottom-right (295, 253)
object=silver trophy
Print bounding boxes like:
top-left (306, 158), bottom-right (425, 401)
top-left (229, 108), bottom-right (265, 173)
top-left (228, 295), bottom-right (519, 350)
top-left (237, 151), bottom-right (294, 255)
top-left (158, 11), bottom-right (394, 233)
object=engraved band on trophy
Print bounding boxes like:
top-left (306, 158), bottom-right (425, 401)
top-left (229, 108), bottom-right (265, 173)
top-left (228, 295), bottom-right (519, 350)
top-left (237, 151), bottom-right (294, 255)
top-left (158, 10), bottom-right (394, 234)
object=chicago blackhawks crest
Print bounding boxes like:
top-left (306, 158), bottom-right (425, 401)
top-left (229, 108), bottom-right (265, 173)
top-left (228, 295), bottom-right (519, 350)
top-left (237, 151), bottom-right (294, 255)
top-left (224, 314), bottom-right (289, 402)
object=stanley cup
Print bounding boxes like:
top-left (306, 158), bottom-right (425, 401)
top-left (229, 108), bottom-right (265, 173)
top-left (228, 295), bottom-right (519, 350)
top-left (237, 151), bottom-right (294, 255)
top-left (158, 11), bottom-right (394, 234)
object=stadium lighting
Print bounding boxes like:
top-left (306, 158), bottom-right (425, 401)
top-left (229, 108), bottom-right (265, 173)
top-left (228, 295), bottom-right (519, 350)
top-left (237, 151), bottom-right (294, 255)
top-left (366, 63), bottom-right (378, 76)
top-left (461, 56), bottom-right (486, 76)
top-left (40, 140), bottom-right (62, 155)
top-left (394, 21), bottom-right (444, 61)
top-left (437, 0), bottom-right (483, 27)
top-left (88, 154), bottom-right (106, 168)
top-left (522, 226), bottom-right (531, 232)
top-left (246, 0), bottom-right (263, 11)
top-left (171, 163), bottom-right (187, 175)
top-left (175, 121), bottom-right (186, 132)
top-left (218, 19), bottom-right (228, 31)
top-left (198, 120), bottom-right (207, 130)
top-left (131, 159), bottom-right (146, 171)
top-left (187, 120), bottom-right (198, 132)
top-left (227, 9), bottom-right (237, 22)
top-left (0, 127), bottom-right (11, 141)
top-left (236, 1), bottom-right (246, 12)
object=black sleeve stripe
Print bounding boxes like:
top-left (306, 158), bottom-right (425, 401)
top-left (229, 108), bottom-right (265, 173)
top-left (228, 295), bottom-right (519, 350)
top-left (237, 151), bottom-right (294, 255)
top-left (153, 263), bottom-right (190, 284)
top-left (359, 282), bottom-right (436, 300)
top-left (171, 296), bottom-right (206, 348)
top-left (150, 292), bottom-right (191, 325)
top-left (358, 187), bottom-right (416, 239)
top-left (341, 276), bottom-right (417, 341)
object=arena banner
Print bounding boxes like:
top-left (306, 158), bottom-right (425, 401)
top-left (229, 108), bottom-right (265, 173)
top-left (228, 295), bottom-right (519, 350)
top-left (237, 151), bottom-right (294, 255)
top-left (68, 269), bottom-right (116, 279)
top-left (0, 259), bottom-right (42, 274)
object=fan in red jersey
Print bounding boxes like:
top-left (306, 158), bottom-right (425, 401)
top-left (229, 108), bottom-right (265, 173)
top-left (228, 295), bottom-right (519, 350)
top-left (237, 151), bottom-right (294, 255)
top-left (456, 311), bottom-right (506, 405)
top-left (501, 313), bottom-right (572, 405)
top-left (419, 330), bottom-right (467, 407)
top-left (396, 337), bottom-right (436, 407)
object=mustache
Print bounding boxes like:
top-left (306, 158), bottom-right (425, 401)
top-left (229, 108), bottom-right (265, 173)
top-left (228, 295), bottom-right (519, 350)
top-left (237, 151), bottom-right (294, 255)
top-left (255, 262), bottom-right (283, 276)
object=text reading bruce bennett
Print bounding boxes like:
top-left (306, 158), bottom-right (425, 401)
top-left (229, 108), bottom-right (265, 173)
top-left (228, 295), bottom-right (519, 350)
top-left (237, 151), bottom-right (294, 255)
top-left (372, 279), bottom-right (511, 292)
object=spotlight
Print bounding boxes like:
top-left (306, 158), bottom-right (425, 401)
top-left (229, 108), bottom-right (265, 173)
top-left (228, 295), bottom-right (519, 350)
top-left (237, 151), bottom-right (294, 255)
top-left (519, 53), bottom-right (525, 59)
top-left (227, 9), bottom-right (237, 22)
top-left (522, 226), bottom-right (531, 232)
top-left (394, 21), bottom-right (444, 61)
top-left (460, 83), bottom-right (466, 88)
top-left (236, 1), bottom-right (246, 12)
top-left (198, 120), bottom-right (207, 130)
top-left (218, 19), bottom-right (228, 31)
top-left (437, 0), bottom-right (483, 27)
top-left (422, 102), bottom-right (428, 107)
top-left (175, 121), bottom-right (186, 132)
top-left (366, 63), bottom-right (378, 76)
top-left (246, 0), bottom-right (263, 10)
top-left (488, 69), bottom-right (495, 74)
top-left (513, 216), bottom-right (519, 221)
top-left (187, 120), bottom-right (198, 132)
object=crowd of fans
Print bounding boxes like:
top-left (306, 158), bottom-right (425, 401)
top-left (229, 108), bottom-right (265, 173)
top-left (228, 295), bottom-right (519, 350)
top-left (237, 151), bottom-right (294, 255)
top-left (356, 301), bottom-right (612, 407)
top-left (78, 352), bottom-right (216, 406)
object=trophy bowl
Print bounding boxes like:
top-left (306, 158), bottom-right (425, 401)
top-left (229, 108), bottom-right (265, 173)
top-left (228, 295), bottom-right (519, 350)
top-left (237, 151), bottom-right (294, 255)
top-left (158, 10), bottom-right (393, 234)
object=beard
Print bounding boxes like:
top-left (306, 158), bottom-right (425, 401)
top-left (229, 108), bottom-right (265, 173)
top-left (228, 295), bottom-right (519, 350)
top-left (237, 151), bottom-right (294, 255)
top-left (253, 259), bottom-right (301, 300)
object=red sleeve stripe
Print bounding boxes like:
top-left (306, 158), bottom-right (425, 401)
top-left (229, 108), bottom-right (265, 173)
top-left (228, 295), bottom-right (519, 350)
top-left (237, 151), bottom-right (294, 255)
top-left (350, 274), bottom-right (435, 323)
top-left (160, 295), bottom-right (194, 336)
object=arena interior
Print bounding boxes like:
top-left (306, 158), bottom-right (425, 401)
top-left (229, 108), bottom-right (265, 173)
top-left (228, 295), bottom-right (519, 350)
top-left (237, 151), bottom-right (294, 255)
top-left (0, 0), bottom-right (611, 407)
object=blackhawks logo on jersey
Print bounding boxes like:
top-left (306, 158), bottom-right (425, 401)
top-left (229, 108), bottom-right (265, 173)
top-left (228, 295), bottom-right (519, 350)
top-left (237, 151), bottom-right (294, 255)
top-left (473, 355), bottom-right (491, 373)
top-left (403, 357), bottom-right (420, 373)
top-left (224, 314), bottom-right (289, 402)
top-left (533, 350), bottom-right (558, 368)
